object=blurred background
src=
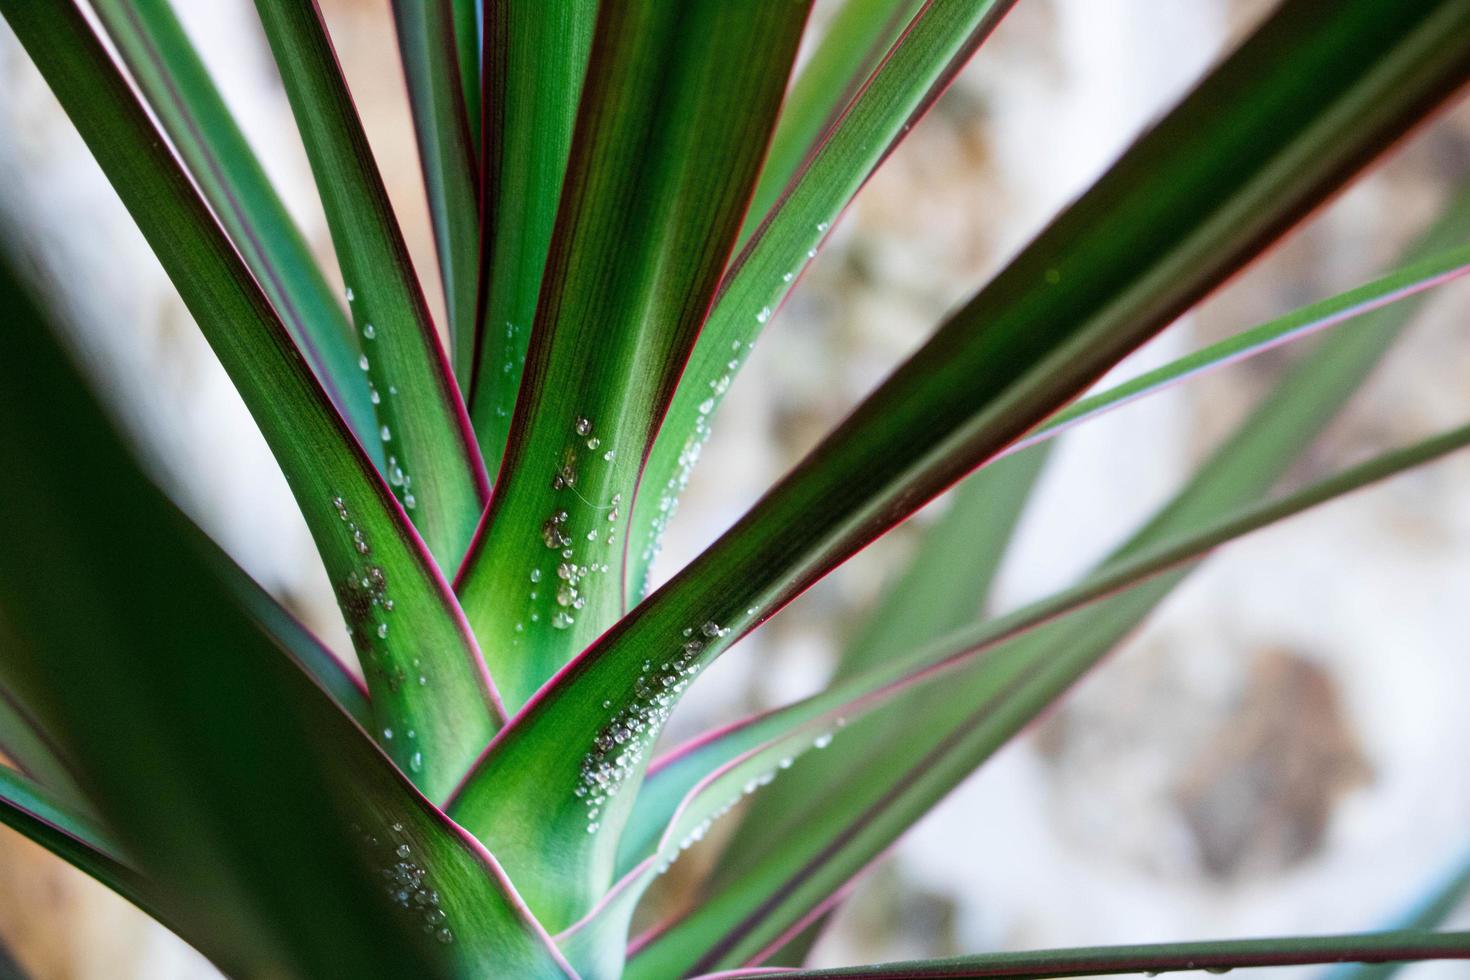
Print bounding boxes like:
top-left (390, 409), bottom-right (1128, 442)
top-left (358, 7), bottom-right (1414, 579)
top-left (2, 1), bottom-right (1469, 977)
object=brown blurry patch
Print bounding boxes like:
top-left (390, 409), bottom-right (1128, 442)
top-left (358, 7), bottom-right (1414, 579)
top-left (1173, 648), bottom-right (1370, 880)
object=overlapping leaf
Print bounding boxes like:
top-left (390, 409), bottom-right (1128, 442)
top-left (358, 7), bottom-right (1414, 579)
top-left (391, 0), bottom-right (482, 383)
top-left (455, 0), bottom-right (814, 712)
top-left (629, 185), bottom-right (1470, 976)
top-left (468, 0), bottom-right (597, 470)
top-left (253, 1), bottom-right (489, 570)
top-left (88, 0), bottom-right (381, 462)
top-left (1, 0), bottom-right (501, 800)
top-left (449, 1), bottom-right (1470, 956)
top-left (628, 0), bottom-right (1015, 600)
top-left (0, 246), bottom-right (573, 978)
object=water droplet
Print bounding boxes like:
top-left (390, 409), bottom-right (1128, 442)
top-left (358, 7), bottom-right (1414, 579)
top-left (814, 732), bottom-right (833, 749)
top-left (370, 386), bottom-right (381, 405)
top-left (377, 622), bottom-right (389, 639)
top-left (782, 271), bottom-right (794, 283)
top-left (603, 449), bottom-right (616, 462)
top-left (574, 416), bottom-right (592, 436)
top-left (530, 568), bottom-right (542, 583)
top-left (756, 306), bottom-right (771, 324)
top-left (383, 727), bottom-right (394, 740)
top-left (363, 323), bottom-right (376, 340)
top-left (345, 287), bottom-right (355, 302)
top-left (816, 221), bottom-right (829, 232)
top-left (409, 751), bottom-right (423, 772)
top-left (359, 354), bottom-right (370, 371)
top-left (380, 425), bottom-right (391, 443)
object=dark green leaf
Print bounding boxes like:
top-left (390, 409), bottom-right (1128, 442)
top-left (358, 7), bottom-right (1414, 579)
top-left (629, 184), bottom-right (1470, 976)
top-left (0, 246), bottom-right (572, 979)
top-left (0, 0), bottom-right (502, 800)
top-left (629, 0), bottom-right (1014, 600)
top-left (450, 1), bottom-right (1470, 954)
top-left (455, 0), bottom-right (813, 713)
top-left (581, 416), bottom-right (1470, 973)
top-left (253, 0), bottom-right (489, 570)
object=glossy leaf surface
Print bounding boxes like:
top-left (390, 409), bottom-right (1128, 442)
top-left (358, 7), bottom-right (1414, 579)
top-left (253, 1), bottom-right (489, 570)
top-left (455, 0), bottom-right (813, 711)
top-left (0, 0), bottom-right (501, 800)
top-left (452, 2), bottom-right (1470, 955)
top-left (0, 247), bottom-right (571, 980)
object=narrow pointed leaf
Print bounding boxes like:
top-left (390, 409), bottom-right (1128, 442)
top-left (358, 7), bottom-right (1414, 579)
top-left (1, 0), bottom-right (501, 799)
top-left (391, 0), bottom-right (481, 382)
top-left (0, 249), bottom-right (571, 979)
top-left (697, 930), bottom-right (1470, 979)
top-left (629, 187), bottom-right (1470, 976)
top-left (630, 0), bottom-right (1014, 599)
top-left (455, 0), bottom-right (814, 713)
top-left (253, 1), bottom-right (489, 569)
top-left (610, 417), bottom-right (1470, 920)
top-left (743, 0), bottom-right (931, 245)
top-left (452, 0), bottom-right (481, 152)
top-left (468, 0), bottom-right (596, 471)
top-left (449, 0), bottom-right (1470, 946)
top-left (88, 0), bottom-right (381, 462)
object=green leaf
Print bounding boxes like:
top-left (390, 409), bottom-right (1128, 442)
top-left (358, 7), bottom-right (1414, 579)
top-left (629, 184), bottom-right (1470, 977)
top-left (452, 0), bottom-right (481, 154)
top-left (252, 0), bottom-right (489, 570)
top-left (693, 929), bottom-right (1470, 979)
top-left (209, 541), bottom-right (373, 730)
top-left (391, 0), bottom-right (482, 383)
top-left (744, 0), bottom-right (931, 243)
top-left (454, 0), bottom-right (814, 713)
top-left (629, 0), bottom-right (1014, 600)
top-left (1321, 844), bottom-right (1470, 980)
top-left (577, 416), bottom-right (1470, 974)
top-left (467, 0), bottom-right (596, 473)
top-left (87, 0), bottom-right (382, 465)
top-left (0, 246), bottom-right (572, 979)
top-left (0, 0), bottom-right (502, 800)
top-left (448, 0), bottom-right (1470, 950)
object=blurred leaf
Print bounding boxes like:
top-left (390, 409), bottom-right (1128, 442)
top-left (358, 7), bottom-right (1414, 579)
top-left (629, 0), bottom-right (1014, 600)
top-left (578, 416), bottom-right (1470, 973)
top-left (1321, 844), bottom-right (1470, 980)
top-left (695, 929), bottom-right (1470, 979)
top-left (0, 246), bottom-right (572, 979)
top-left (209, 543), bottom-right (372, 730)
top-left (253, 1), bottom-right (489, 570)
top-left (88, 0), bottom-right (381, 464)
top-left (449, 0), bottom-right (1470, 954)
top-left (630, 183), bottom-right (1470, 976)
top-left (1, 0), bottom-right (502, 800)
top-left (467, 0), bottom-right (596, 470)
top-left (0, 682), bottom-right (88, 813)
top-left (0, 766), bottom-right (151, 922)
top-left (391, 0), bottom-right (481, 384)
top-left (454, 0), bottom-right (813, 713)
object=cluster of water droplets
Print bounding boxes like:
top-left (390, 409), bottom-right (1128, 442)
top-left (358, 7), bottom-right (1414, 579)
top-left (640, 338), bottom-right (753, 592)
top-left (576, 621), bottom-right (732, 834)
top-left (332, 496), bottom-right (431, 697)
top-left (521, 416), bottom-right (620, 637)
top-left (640, 221), bottom-right (835, 587)
top-left (354, 820), bottom-right (453, 945)
top-left (348, 287), bottom-right (415, 510)
top-left (651, 717), bottom-right (844, 877)
top-left (493, 321), bottom-right (526, 420)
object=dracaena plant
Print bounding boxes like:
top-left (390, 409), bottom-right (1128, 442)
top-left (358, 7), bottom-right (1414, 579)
top-left (1, 0), bottom-right (1470, 977)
